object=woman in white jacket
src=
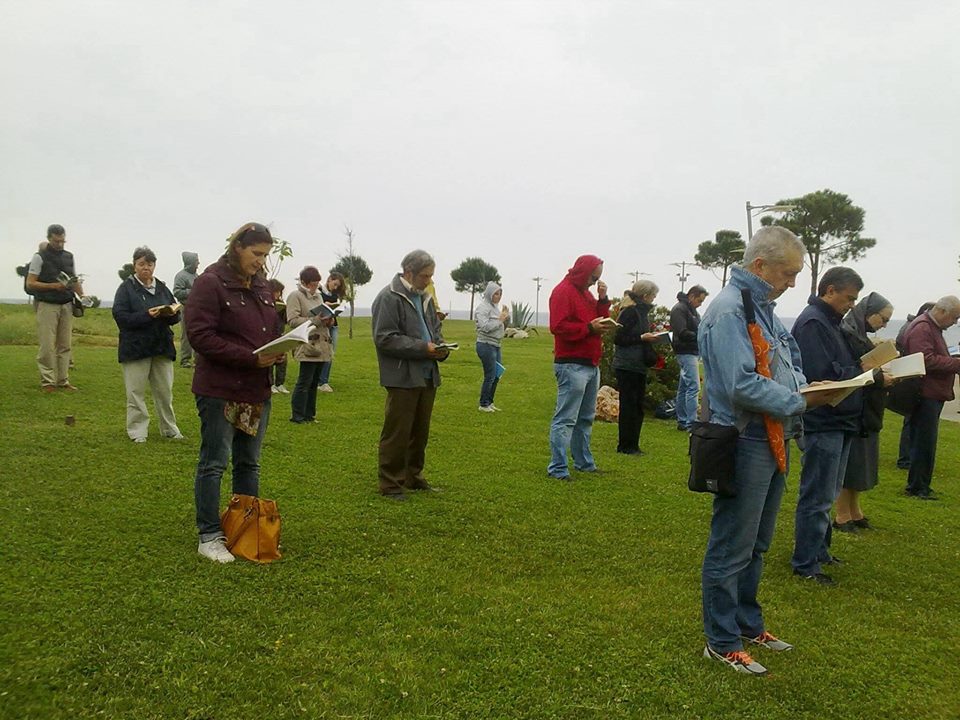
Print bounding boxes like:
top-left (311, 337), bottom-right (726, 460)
top-left (475, 281), bottom-right (508, 412)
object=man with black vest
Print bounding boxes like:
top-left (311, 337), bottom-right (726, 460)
top-left (26, 224), bottom-right (84, 391)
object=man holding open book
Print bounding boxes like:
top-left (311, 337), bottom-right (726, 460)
top-left (901, 296), bottom-right (960, 500)
top-left (371, 250), bottom-right (450, 501)
top-left (790, 267), bottom-right (866, 586)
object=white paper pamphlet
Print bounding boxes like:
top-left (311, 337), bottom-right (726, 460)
top-left (253, 321), bottom-right (312, 355)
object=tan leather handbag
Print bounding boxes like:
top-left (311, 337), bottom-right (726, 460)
top-left (220, 494), bottom-right (282, 563)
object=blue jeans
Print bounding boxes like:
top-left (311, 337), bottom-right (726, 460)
top-left (318, 325), bottom-right (338, 385)
top-left (547, 363), bottom-right (599, 477)
top-left (476, 341), bottom-right (501, 407)
top-left (792, 431), bottom-right (853, 575)
top-left (702, 438), bottom-right (788, 652)
top-left (906, 398), bottom-right (944, 496)
top-left (292, 361), bottom-right (326, 421)
top-left (194, 395), bottom-right (271, 541)
top-left (675, 354), bottom-right (700, 429)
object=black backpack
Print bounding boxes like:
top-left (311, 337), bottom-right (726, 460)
top-left (16, 261), bottom-right (34, 296)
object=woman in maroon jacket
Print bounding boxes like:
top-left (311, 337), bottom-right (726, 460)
top-left (185, 223), bottom-right (285, 563)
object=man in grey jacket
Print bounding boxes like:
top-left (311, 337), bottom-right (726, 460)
top-left (173, 251), bottom-right (199, 367)
top-left (371, 250), bottom-right (449, 500)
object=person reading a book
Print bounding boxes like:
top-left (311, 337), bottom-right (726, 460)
top-left (185, 222), bottom-right (285, 563)
top-left (612, 280), bottom-right (662, 455)
top-left (286, 266), bottom-right (334, 424)
top-left (371, 249), bottom-right (449, 500)
top-left (790, 266), bottom-right (865, 586)
top-left (317, 272), bottom-right (347, 393)
top-left (698, 227), bottom-right (846, 676)
top-left (26, 223), bottom-right (84, 391)
top-left (836, 292), bottom-right (894, 530)
top-left (267, 279), bottom-right (289, 394)
top-left (670, 285), bottom-right (708, 432)
top-left (475, 281), bottom-right (508, 412)
top-left (546, 254), bottom-right (613, 480)
top-left (111, 245), bottom-right (184, 443)
top-left (901, 295), bottom-right (960, 500)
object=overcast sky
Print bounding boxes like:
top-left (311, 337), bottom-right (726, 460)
top-left (2, 0), bottom-right (958, 322)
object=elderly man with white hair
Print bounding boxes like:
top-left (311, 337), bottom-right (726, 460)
top-left (371, 250), bottom-right (450, 501)
top-left (900, 295), bottom-right (960, 500)
top-left (697, 226), bottom-right (845, 676)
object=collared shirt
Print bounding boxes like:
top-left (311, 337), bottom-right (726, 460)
top-left (699, 266), bottom-right (807, 440)
top-left (134, 274), bottom-right (157, 295)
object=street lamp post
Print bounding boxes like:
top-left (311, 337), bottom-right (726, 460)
top-left (532, 276), bottom-right (544, 327)
top-left (745, 201), bottom-right (795, 240)
top-left (668, 261), bottom-right (694, 293)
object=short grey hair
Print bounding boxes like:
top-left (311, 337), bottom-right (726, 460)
top-left (934, 295), bottom-right (960, 314)
top-left (632, 279), bottom-right (659, 297)
top-left (742, 226), bottom-right (806, 267)
top-left (401, 249), bottom-right (435, 275)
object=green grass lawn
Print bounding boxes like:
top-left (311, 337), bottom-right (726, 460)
top-left (1, 303), bottom-right (958, 719)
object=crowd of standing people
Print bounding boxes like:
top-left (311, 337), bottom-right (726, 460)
top-left (23, 222), bottom-right (960, 674)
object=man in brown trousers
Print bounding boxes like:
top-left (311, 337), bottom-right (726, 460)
top-left (371, 250), bottom-right (450, 500)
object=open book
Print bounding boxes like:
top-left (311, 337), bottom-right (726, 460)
top-left (880, 352), bottom-right (926, 379)
top-left (860, 339), bottom-right (898, 369)
top-left (596, 317), bottom-right (622, 329)
top-left (495, 361), bottom-right (506, 378)
top-left (435, 342), bottom-right (459, 351)
top-left (154, 302), bottom-right (182, 317)
top-left (310, 303), bottom-right (344, 319)
top-left (799, 352), bottom-right (927, 406)
top-left (252, 321), bottom-right (312, 355)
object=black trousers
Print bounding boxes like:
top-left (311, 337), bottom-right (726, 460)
top-left (616, 368), bottom-right (647, 452)
top-left (906, 398), bottom-right (944, 496)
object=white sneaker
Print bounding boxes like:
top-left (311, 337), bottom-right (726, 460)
top-left (489, 404), bottom-right (502, 412)
top-left (271, 385), bottom-right (280, 394)
top-left (166, 433), bottom-right (185, 440)
top-left (133, 437), bottom-right (147, 443)
top-left (198, 537), bottom-right (235, 563)
top-left (277, 386), bottom-right (290, 394)
top-left (319, 384), bottom-right (333, 393)
top-left (478, 405), bottom-right (496, 413)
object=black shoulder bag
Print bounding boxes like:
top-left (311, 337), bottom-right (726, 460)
top-left (686, 290), bottom-right (758, 498)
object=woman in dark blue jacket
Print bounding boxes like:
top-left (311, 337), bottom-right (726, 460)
top-left (112, 246), bottom-right (183, 443)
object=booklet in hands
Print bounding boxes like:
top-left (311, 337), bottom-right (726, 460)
top-left (309, 303), bottom-right (344, 319)
top-left (253, 321), bottom-right (312, 355)
top-left (595, 317), bottom-right (622, 329)
top-left (154, 302), bottom-right (183, 317)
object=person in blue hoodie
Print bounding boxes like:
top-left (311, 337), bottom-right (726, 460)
top-left (790, 266), bottom-right (864, 586)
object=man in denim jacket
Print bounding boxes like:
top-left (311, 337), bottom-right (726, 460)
top-left (698, 226), bottom-right (841, 676)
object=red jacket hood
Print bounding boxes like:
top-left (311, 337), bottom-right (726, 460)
top-left (565, 255), bottom-right (603, 289)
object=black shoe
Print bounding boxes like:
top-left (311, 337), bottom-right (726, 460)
top-left (617, 448), bottom-right (643, 455)
top-left (852, 517), bottom-right (872, 530)
top-left (896, 463), bottom-right (910, 470)
top-left (832, 520), bottom-right (859, 534)
top-left (793, 570), bottom-right (835, 586)
top-left (547, 473), bottom-right (573, 482)
top-left (381, 492), bottom-right (408, 502)
top-left (677, 424), bottom-right (687, 432)
top-left (905, 490), bottom-right (938, 501)
top-left (822, 555), bottom-right (843, 566)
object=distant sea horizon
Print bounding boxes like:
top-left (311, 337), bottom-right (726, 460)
top-left (2, 299), bottom-right (958, 345)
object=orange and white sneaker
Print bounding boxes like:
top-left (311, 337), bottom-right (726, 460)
top-left (703, 645), bottom-right (768, 675)
top-left (743, 630), bottom-right (794, 652)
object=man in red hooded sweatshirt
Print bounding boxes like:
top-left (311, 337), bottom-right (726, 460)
top-left (547, 255), bottom-right (613, 479)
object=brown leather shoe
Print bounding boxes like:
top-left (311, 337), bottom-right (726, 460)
top-left (58, 383), bottom-right (79, 391)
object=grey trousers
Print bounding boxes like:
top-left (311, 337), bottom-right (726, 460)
top-left (36, 301), bottom-right (72, 387)
top-left (122, 356), bottom-right (180, 440)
